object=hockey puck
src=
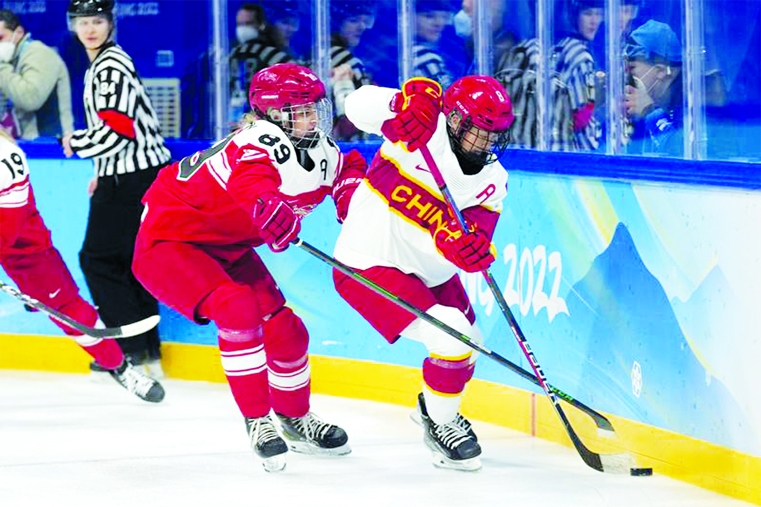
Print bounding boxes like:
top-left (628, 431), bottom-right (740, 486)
top-left (630, 467), bottom-right (653, 476)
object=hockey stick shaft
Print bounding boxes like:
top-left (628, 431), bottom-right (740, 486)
top-left (0, 280), bottom-right (160, 339)
top-left (294, 239), bottom-right (612, 433)
top-left (419, 146), bottom-right (627, 473)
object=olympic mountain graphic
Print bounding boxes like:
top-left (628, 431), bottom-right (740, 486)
top-left (548, 222), bottom-right (756, 453)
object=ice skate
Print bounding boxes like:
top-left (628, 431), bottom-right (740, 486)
top-left (275, 412), bottom-right (351, 456)
top-left (108, 359), bottom-right (165, 403)
top-left (245, 415), bottom-right (288, 472)
top-left (411, 392), bottom-right (477, 441)
top-left (417, 393), bottom-right (482, 472)
top-left (92, 351), bottom-right (165, 380)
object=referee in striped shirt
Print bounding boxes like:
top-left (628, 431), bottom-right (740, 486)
top-left (62, 0), bottom-right (170, 374)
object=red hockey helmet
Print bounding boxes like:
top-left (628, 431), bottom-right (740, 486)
top-left (443, 75), bottom-right (514, 168)
top-left (249, 63), bottom-right (331, 148)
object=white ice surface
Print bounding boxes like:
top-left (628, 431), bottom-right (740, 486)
top-left (0, 370), bottom-right (755, 507)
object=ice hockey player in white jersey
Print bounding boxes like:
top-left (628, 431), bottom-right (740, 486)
top-left (333, 76), bottom-right (514, 471)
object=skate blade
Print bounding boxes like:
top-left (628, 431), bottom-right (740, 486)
top-left (430, 450), bottom-right (482, 472)
top-left (89, 370), bottom-right (112, 384)
top-left (286, 441), bottom-right (352, 456)
top-left (260, 454), bottom-right (287, 473)
top-left (409, 410), bottom-right (423, 428)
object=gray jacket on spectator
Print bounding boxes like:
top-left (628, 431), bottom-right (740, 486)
top-left (0, 33), bottom-right (74, 139)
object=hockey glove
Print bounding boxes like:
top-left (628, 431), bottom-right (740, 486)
top-left (252, 194), bottom-right (301, 252)
top-left (332, 149), bottom-right (368, 223)
top-left (433, 223), bottom-right (495, 273)
top-left (381, 77), bottom-right (443, 152)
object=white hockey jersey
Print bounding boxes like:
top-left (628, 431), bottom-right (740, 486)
top-left (0, 135), bottom-right (30, 209)
top-left (334, 85), bottom-right (508, 287)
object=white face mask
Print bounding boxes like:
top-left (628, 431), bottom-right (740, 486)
top-left (0, 31), bottom-right (19, 63)
top-left (236, 25), bottom-right (259, 44)
top-left (453, 10), bottom-right (472, 38)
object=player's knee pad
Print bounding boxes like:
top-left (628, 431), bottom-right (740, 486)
top-left (262, 306), bottom-right (309, 364)
top-left (466, 322), bottom-right (484, 363)
top-left (200, 282), bottom-right (263, 342)
top-left (403, 304), bottom-right (475, 361)
top-left (56, 297), bottom-right (98, 338)
top-left (423, 356), bottom-right (475, 395)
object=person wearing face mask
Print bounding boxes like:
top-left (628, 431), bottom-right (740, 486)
top-left (623, 19), bottom-right (683, 157)
top-left (0, 9), bottom-right (74, 139)
top-left (228, 3), bottom-right (294, 126)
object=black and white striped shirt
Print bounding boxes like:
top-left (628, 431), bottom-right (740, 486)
top-left (550, 36), bottom-right (600, 152)
top-left (229, 40), bottom-right (294, 94)
top-left (330, 38), bottom-right (373, 141)
top-left (412, 44), bottom-right (454, 89)
top-left (70, 43), bottom-right (171, 176)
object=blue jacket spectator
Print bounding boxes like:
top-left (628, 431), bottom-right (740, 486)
top-left (624, 19), bottom-right (683, 157)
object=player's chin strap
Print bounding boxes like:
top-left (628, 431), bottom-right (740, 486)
top-left (416, 145), bottom-right (640, 475)
top-left (292, 238), bottom-right (639, 474)
top-left (0, 280), bottom-right (159, 339)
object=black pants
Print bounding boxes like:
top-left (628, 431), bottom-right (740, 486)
top-left (79, 167), bottom-right (163, 358)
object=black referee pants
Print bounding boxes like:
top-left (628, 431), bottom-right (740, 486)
top-left (79, 166), bottom-right (163, 359)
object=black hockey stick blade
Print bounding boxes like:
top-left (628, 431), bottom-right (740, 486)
top-left (0, 280), bottom-right (160, 339)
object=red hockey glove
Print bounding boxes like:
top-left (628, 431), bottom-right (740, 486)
top-left (252, 194), bottom-right (301, 252)
top-left (433, 223), bottom-right (495, 273)
top-left (380, 77), bottom-right (442, 151)
top-left (332, 176), bottom-right (363, 223)
top-left (332, 149), bottom-right (367, 223)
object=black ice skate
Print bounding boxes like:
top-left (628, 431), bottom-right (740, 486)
top-left (412, 392), bottom-right (478, 442)
top-left (245, 415), bottom-right (288, 472)
top-left (108, 359), bottom-right (165, 403)
top-left (417, 393), bottom-right (482, 471)
top-left (275, 412), bottom-right (351, 456)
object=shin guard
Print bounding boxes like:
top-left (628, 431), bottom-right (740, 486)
top-left (422, 357), bottom-right (475, 424)
top-left (200, 283), bottom-right (269, 418)
top-left (262, 307), bottom-right (311, 418)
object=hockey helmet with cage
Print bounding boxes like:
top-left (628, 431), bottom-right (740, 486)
top-left (248, 63), bottom-right (331, 149)
top-left (68, 0), bottom-right (115, 17)
top-left (443, 75), bottom-right (514, 169)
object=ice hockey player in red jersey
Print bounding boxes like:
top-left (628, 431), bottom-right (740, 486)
top-left (132, 63), bottom-right (364, 472)
top-left (0, 128), bottom-right (164, 403)
top-left (333, 76), bottom-right (514, 471)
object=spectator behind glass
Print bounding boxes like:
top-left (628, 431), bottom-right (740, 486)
top-left (412, 0), bottom-right (462, 90)
top-left (495, 0), bottom-right (601, 150)
top-left (590, 0), bottom-right (643, 151)
top-left (453, 0), bottom-right (518, 71)
top-left (229, 3), bottom-right (294, 127)
top-left (0, 9), bottom-right (74, 139)
top-left (623, 19), bottom-right (683, 157)
top-left (550, 0), bottom-right (603, 151)
top-left (330, 0), bottom-right (375, 141)
top-left (263, 0), bottom-right (303, 61)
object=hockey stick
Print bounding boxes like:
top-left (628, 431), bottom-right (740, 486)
top-left (0, 280), bottom-right (160, 339)
top-left (418, 145), bottom-right (633, 474)
top-left (295, 240), bottom-right (616, 434)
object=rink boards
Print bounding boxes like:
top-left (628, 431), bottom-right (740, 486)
top-left (1, 148), bottom-right (760, 505)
